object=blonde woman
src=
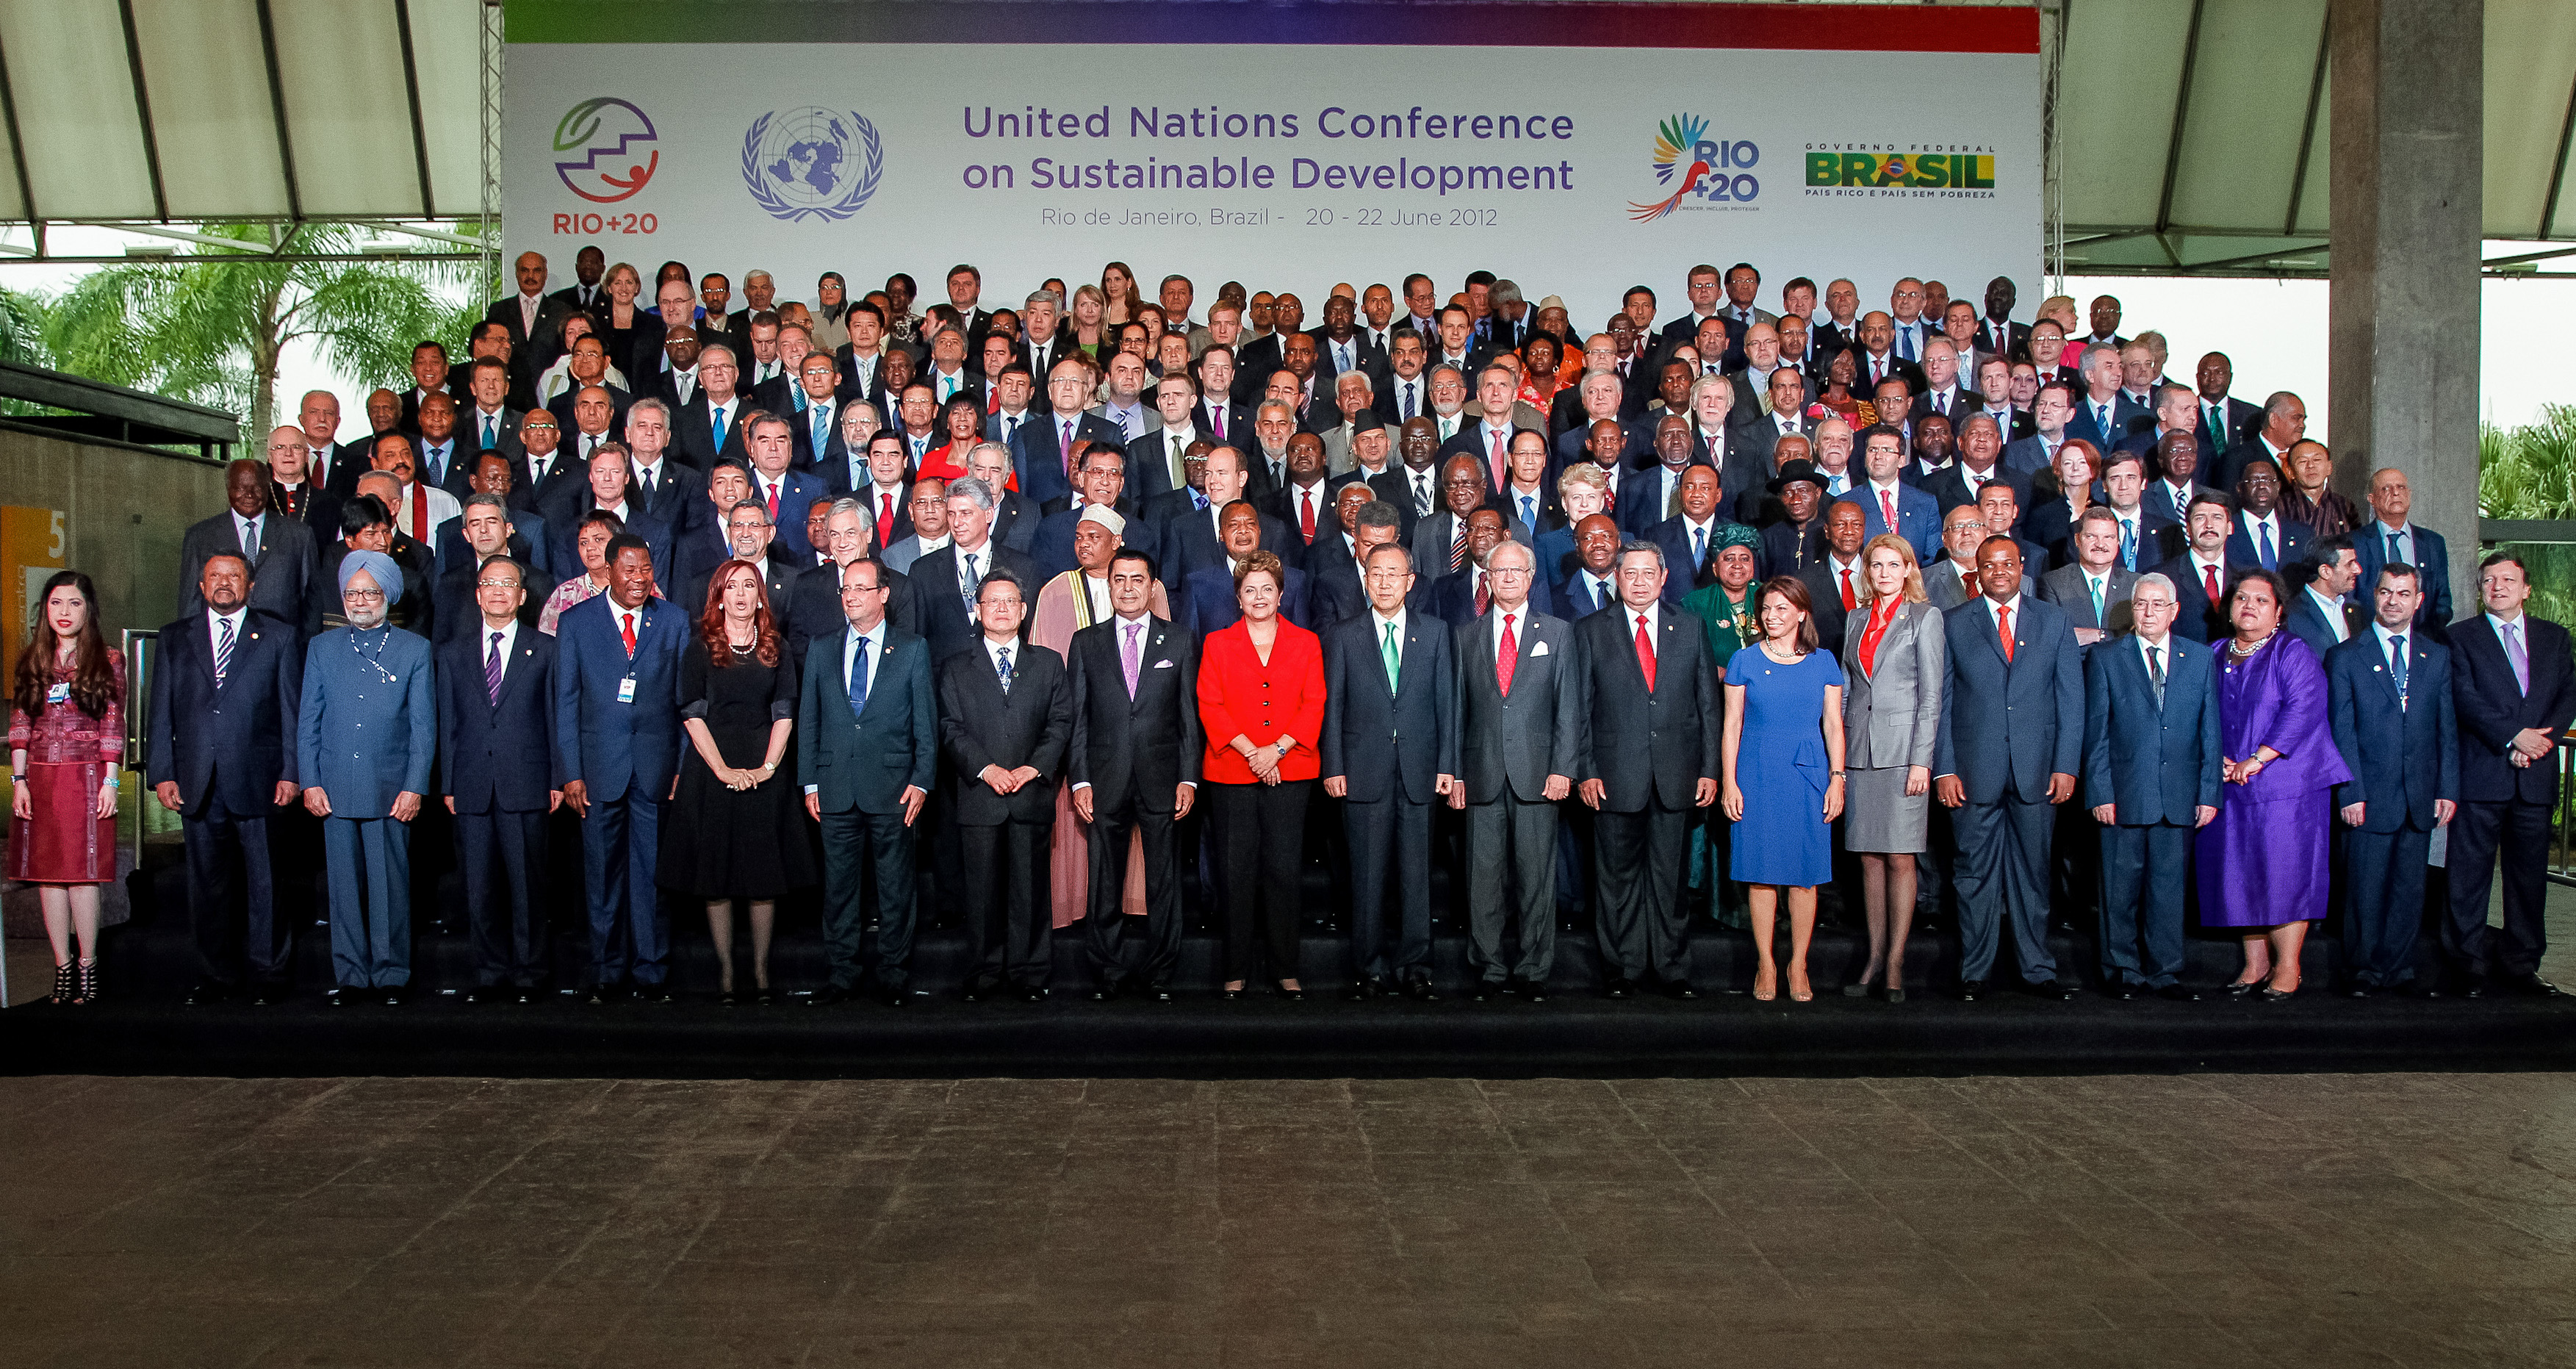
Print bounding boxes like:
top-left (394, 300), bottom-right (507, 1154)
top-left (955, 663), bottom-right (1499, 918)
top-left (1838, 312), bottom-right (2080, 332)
top-left (1837, 533), bottom-right (1944, 1002)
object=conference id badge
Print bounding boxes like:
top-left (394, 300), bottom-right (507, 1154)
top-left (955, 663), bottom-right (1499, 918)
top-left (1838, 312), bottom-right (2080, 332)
top-left (45, 683), bottom-right (68, 705)
top-left (616, 676), bottom-right (637, 704)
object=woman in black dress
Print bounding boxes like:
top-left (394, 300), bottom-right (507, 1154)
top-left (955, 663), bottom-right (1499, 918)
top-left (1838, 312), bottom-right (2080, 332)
top-left (659, 560), bottom-right (810, 1003)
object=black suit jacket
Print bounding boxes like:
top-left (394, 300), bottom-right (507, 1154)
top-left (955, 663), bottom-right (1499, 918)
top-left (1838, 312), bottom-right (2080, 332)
top-left (935, 640), bottom-right (1070, 825)
top-left (430, 547), bottom-right (553, 646)
top-left (548, 388), bottom-right (633, 449)
top-left (906, 541), bottom-right (1038, 662)
top-left (1066, 614), bottom-right (1201, 810)
top-left (1575, 604), bottom-right (1721, 811)
top-left (1320, 608), bottom-right (1458, 803)
top-left (670, 390), bottom-right (755, 468)
top-left (436, 624), bottom-right (563, 812)
top-left (143, 609), bottom-right (302, 812)
top-left (782, 559), bottom-right (921, 676)
top-left (179, 511), bottom-right (320, 639)
top-left (2449, 613), bottom-right (2575, 805)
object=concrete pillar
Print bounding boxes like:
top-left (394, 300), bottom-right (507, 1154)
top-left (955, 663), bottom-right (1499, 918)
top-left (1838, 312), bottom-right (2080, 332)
top-left (2328, 0), bottom-right (2482, 617)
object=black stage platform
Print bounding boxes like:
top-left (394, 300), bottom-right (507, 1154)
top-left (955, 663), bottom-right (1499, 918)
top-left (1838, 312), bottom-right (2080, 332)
top-left (6, 864), bottom-right (2570, 1079)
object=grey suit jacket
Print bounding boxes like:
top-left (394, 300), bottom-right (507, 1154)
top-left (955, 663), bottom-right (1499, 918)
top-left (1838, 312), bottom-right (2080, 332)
top-left (1839, 597), bottom-right (1946, 772)
top-left (2039, 563), bottom-right (2138, 636)
top-left (1454, 608), bottom-right (1584, 805)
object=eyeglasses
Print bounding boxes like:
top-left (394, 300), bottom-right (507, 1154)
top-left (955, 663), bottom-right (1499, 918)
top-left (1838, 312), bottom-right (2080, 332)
top-left (475, 578), bottom-right (522, 589)
top-left (344, 588), bottom-right (386, 601)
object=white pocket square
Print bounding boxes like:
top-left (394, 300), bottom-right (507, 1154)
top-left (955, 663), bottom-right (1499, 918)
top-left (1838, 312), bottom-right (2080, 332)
top-left (1530, 642), bottom-right (1550, 657)
top-left (1153, 658), bottom-right (1175, 669)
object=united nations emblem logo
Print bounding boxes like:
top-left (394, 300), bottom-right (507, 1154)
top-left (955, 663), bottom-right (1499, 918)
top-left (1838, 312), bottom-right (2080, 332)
top-left (741, 109), bottom-right (884, 222)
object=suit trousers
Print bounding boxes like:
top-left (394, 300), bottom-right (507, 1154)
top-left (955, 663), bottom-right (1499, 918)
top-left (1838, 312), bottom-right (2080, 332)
top-left (1954, 796), bottom-right (2059, 985)
top-left (1085, 789), bottom-right (1181, 988)
top-left (2443, 798), bottom-right (2551, 980)
top-left (1594, 801), bottom-right (1691, 985)
top-left (1346, 794), bottom-right (1434, 982)
top-left (184, 794), bottom-right (282, 988)
top-left (2344, 824), bottom-right (2431, 987)
top-left (2096, 822), bottom-right (2190, 988)
top-left (323, 816), bottom-right (410, 988)
top-left (1468, 794), bottom-right (1559, 984)
top-left (819, 808), bottom-right (918, 991)
top-left (1212, 779), bottom-right (1309, 983)
top-left (961, 819), bottom-right (1051, 991)
top-left (458, 808), bottom-right (550, 986)
top-left (580, 794), bottom-right (669, 986)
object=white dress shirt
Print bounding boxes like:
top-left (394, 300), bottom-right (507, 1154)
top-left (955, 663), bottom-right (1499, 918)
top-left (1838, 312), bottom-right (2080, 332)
top-left (207, 607), bottom-right (248, 662)
top-left (2304, 586), bottom-right (2350, 643)
top-left (478, 619), bottom-right (522, 678)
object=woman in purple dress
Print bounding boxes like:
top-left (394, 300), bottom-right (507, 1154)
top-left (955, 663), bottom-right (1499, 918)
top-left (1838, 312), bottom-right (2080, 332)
top-left (2197, 569), bottom-right (2351, 1000)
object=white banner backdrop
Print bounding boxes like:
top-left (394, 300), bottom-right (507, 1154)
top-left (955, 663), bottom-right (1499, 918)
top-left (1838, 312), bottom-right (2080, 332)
top-left (506, 41), bottom-right (2041, 323)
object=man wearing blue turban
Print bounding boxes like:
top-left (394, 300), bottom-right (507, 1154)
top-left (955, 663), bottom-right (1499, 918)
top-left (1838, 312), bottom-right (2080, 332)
top-left (296, 550), bottom-right (437, 1004)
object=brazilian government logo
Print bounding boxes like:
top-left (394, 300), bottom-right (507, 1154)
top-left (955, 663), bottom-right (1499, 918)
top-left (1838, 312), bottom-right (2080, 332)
top-left (742, 109), bottom-right (885, 223)
top-left (1805, 151), bottom-right (1997, 190)
top-left (1628, 115), bottom-right (1760, 223)
top-left (553, 98), bottom-right (659, 203)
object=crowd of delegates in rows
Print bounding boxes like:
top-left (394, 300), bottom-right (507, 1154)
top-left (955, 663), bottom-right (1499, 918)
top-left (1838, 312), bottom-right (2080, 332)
top-left (14, 250), bottom-right (2567, 1011)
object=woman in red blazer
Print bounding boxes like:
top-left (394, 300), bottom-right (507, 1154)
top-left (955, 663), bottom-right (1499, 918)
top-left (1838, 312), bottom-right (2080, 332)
top-left (1196, 551), bottom-right (1326, 999)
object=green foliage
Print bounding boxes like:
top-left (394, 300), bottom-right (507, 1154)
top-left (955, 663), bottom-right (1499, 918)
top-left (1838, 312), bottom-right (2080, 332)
top-left (37, 222), bottom-right (475, 443)
top-left (2479, 404), bottom-right (2576, 520)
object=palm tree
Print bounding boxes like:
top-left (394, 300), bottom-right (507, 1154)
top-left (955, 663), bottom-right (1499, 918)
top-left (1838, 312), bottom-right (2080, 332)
top-left (43, 222), bottom-right (475, 442)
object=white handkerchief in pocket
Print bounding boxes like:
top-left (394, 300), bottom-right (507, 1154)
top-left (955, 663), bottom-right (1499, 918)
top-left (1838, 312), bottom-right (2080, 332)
top-left (1153, 658), bottom-right (1175, 669)
top-left (1530, 642), bottom-right (1551, 657)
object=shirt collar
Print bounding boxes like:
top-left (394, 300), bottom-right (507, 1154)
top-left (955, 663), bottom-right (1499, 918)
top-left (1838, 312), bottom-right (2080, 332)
top-left (1373, 605), bottom-right (1406, 635)
top-left (2372, 620), bottom-right (2408, 653)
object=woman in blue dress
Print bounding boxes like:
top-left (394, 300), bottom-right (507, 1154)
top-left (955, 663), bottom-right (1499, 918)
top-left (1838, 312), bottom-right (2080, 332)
top-left (1721, 577), bottom-right (1849, 1002)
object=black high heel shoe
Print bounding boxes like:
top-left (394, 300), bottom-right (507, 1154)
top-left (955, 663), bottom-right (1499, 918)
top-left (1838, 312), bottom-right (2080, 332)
top-left (49, 962), bottom-right (72, 1007)
top-left (1274, 981), bottom-right (1305, 1002)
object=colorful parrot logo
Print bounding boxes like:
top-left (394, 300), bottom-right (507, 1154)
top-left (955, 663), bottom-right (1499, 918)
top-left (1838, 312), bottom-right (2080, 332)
top-left (1628, 114), bottom-right (1711, 222)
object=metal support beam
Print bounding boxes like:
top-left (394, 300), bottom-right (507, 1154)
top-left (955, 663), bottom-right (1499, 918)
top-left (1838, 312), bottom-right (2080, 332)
top-left (253, 0), bottom-right (304, 224)
top-left (392, 0), bottom-right (438, 218)
top-left (113, 0), bottom-right (168, 223)
top-left (2284, 9), bottom-right (2333, 235)
top-left (2152, 0), bottom-right (2209, 234)
top-left (115, 223), bottom-right (269, 253)
top-left (0, 23), bottom-right (35, 224)
top-left (2540, 63), bottom-right (2576, 240)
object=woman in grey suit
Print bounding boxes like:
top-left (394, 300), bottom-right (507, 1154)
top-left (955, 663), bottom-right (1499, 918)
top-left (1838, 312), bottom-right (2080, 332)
top-left (1838, 533), bottom-right (1945, 1002)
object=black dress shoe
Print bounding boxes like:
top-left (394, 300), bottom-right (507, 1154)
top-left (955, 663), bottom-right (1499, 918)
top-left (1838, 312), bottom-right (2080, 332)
top-left (1472, 980), bottom-right (1505, 1002)
top-left (810, 984), bottom-right (851, 1007)
top-left (2342, 984), bottom-right (2371, 999)
top-left (1220, 988), bottom-right (1244, 1001)
top-left (1340, 978), bottom-right (1378, 1002)
top-left (2509, 974), bottom-right (2563, 997)
top-left (251, 985), bottom-right (288, 1007)
top-left (1090, 982), bottom-right (1122, 1002)
top-left (960, 983), bottom-right (993, 1003)
top-left (1137, 985), bottom-right (1171, 1004)
top-left (586, 982), bottom-right (618, 1005)
top-left (878, 986), bottom-right (909, 1007)
top-left (463, 986), bottom-right (505, 1005)
top-left (638, 985), bottom-right (674, 1005)
top-left (1403, 977), bottom-right (1440, 1002)
top-left (325, 986), bottom-right (356, 1007)
top-left (184, 982), bottom-right (232, 1006)
top-left (1508, 977), bottom-right (1546, 1004)
top-left (514, 987), bottom-right (536, 1005)
top-left (2156, 984), bottom-right (2203, 1002)
top-left (2020, 980), bottom-right (2076, 1002)
top-left (381, 986), bottom-right (407, 1006)
top-left (1020, 986), bottom-right (1048, 1004)
top-left (2104, 982), bottom-right (2136, 1001)
top-left (1661, 980), bottom-right (1699, 1002)
top-left (2458, 979), bottom-right (2488, 999)
top-left (1602, 977), bottom-right (1633, 1001)
top-left (1958, 978), bottom-right (1987, 1002)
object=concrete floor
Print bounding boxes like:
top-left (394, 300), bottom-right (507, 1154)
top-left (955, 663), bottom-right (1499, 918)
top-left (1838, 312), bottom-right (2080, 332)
top-left (3, 1071), bottom-right (2575, 1368)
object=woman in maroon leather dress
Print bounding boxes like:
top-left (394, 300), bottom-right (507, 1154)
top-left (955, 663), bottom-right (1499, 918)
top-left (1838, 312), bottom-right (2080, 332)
top-left (8, 571), bottom-right (125, 1006)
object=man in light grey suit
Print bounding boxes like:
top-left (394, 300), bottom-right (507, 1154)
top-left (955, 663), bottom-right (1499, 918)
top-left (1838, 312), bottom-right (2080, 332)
top-left (2039, 506), bottom-right (2139, 647)
top-left (1451, 539), bottom-right (1584, 1001)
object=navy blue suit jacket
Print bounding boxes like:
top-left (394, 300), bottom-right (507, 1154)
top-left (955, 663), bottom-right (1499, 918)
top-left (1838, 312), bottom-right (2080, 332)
top-left (1835, 483), bottom-right (1942, 564)
top-left (551, 593), bottom-right (686, 805)
top-left (2447, 612), bottom-right (2575, 805)
top-left (796, 624), bottom-right (938, 814)
top-left (2223, 515), bottom-right (2307, 578)
top-left (2284, 589), bottom-right (2363, 663)
top-left (2326, 630), bottom-right (2458, 830)
top-left (1012, 411), bottom-right (1128, 505)
top-left (2082, 634), bottom-right (2222, 824)
top-left (437, 624), bottom-right (564, 813)
top-left (144, 610), bottom-right (302, 813)
top-left (2352, 522), bottom-right (2453, 630)
top-left (1933, 594), bottom-right (2085, 802)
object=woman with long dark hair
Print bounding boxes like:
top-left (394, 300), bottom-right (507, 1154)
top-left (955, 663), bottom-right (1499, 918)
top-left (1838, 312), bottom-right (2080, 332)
top-left (10, 571), bottom-right (125, 1005)
top-left (657, 560), bottom-right (809, 1003)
